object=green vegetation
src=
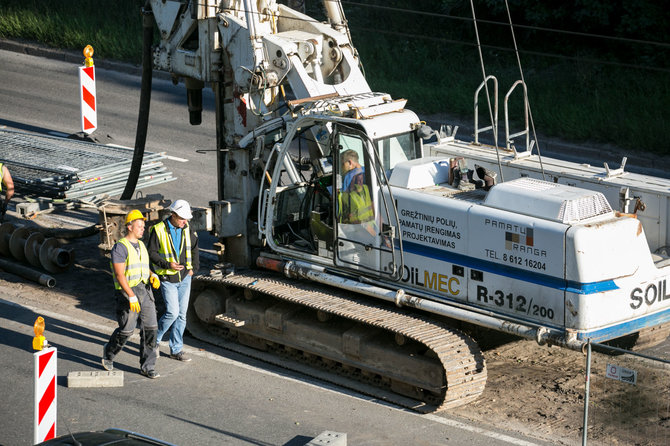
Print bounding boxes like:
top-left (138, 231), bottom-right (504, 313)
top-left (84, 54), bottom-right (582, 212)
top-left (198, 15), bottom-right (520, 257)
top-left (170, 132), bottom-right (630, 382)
top-left (0, 0), bottom-right (144, 63)
top-left (0, 0), bottom-right (668, 153)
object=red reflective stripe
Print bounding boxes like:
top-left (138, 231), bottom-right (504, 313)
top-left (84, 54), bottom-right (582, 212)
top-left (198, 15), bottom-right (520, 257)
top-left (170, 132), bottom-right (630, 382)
top-left (82, 87), bottom-right (96, 111)
top-left (84, 117), bottom-right (95, 130)
top-left (38, 376), bottom-right (55, 423)
top-left (83, 66), bottom-right (95, 81)
top-left (45, 422), bottom-right (56, 440)
top-left (38, 350), bottom-right (54, 378)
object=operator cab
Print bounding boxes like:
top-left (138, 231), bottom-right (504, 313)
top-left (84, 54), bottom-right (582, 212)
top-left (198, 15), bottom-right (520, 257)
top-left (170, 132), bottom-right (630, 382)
top-left (262, 111), bottom-right (423, 280)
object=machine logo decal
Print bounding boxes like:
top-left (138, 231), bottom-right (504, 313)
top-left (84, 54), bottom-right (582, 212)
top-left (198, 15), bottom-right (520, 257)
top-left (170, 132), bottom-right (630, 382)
top-left (505, 228), bottom-right (533, 248)
top-left (630, 279), bottom-right (670, 309)
top-left (400, 265), bottom-right (461, 295)
top-left (484, 219), bottom-right (547, 257)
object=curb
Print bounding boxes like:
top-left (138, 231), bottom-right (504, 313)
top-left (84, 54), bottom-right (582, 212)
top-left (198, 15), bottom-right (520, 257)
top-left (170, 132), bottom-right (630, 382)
top-left (0, 37), bottom-right (172, 81)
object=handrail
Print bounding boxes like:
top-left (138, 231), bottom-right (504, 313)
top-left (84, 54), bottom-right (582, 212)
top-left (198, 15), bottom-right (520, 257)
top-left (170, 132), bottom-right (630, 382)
top-left (504, 80), bottom-right (534, 158)
top-left (474, 75), bottom-right (498, 145)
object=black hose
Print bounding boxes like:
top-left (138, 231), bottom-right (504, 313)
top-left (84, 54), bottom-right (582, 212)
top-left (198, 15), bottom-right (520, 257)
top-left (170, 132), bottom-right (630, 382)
top-left (121, 3), bottom-right (154, 200)
top-left (42, 224), bottom-right (99, 239)
top-left (0, 257), bottom-right (55, 288)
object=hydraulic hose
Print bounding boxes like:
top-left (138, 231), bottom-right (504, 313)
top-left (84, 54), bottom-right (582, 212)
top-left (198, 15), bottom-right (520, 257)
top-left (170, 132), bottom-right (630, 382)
top-left (121, 3), bottom-right (154, 200)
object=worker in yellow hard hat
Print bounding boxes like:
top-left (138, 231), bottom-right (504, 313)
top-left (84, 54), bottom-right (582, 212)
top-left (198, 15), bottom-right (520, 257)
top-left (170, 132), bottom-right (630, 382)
top-left (102, 209), bottom-right (162, 379)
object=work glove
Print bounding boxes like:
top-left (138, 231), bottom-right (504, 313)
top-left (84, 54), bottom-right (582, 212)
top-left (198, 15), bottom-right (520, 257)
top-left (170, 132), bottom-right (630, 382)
top-left (128, 295), bottom-right (141, 313)
top-left (0, 201), bottom-right (6, 222)
top-left (149, 274), bottom-right (160, 289)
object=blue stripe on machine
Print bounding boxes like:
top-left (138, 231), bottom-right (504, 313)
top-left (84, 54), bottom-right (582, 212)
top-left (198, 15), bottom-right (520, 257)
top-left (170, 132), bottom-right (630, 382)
top-left (577, 309), bottom-right (670, 342)
top-left (401, 241), bottom-right (618, 295)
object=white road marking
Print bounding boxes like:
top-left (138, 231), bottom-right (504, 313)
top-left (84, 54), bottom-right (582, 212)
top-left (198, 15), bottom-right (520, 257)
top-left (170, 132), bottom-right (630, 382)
top-left (164, 155), bottom-right (188, 162)
top-left (421, 413), bottom-right (540, 446)
top-left (1, 297), bottom-right (540, 446)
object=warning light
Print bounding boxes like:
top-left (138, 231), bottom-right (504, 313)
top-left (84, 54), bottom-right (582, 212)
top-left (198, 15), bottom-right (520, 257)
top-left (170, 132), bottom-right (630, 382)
top-left (32, 316), bottom-right (47, 351)
top-left (83, 45), bottom-right (94, 68)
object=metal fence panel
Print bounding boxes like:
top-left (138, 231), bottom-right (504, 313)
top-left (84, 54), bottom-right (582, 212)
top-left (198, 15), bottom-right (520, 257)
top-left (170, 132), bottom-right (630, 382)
top-left (584, 344), bottom-right (670, 445)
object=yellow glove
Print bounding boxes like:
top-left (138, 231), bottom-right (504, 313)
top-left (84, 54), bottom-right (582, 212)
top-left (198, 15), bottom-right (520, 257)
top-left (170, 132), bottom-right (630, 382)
top-left (149, 275), bottom-right (160, 289)
top-left (128, 295), bottom-right (141, 313)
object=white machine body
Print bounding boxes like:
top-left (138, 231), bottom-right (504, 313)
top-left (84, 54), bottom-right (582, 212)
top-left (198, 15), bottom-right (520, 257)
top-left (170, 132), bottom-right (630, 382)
top-left (261, 100), bottom-right (670, 344)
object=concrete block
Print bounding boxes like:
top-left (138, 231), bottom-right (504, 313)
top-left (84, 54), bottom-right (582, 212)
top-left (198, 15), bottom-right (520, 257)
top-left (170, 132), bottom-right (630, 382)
top-left (16, 202), bottom-right (42, 217)
top-left (305, 431), bottom-right (347, 446)
top-left (67, 370), bottom-right (124, 388)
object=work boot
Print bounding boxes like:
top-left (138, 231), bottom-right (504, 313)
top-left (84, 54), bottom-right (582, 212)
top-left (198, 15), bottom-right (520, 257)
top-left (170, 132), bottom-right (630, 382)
top-left (169, 351), bottom-right (192, 362)
top-left (141, 369), bottom-right (160, 379)
top-left (101, 343), bottom-right (113, 371)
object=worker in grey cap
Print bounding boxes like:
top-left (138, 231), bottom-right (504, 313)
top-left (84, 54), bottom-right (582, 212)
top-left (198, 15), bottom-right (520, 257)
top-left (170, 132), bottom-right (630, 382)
top-left (148, 199), bottom-right (200, 362)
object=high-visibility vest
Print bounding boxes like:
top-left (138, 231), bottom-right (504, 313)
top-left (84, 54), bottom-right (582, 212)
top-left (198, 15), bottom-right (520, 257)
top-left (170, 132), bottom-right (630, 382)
top-left (338, 183), bottom-right (374, 224)
top-left (111, 237), bottom-right (151, 289)
top-left (150, 220), bottom-right (192, 276)
top-left (0, 162), bottom-right (4, 192)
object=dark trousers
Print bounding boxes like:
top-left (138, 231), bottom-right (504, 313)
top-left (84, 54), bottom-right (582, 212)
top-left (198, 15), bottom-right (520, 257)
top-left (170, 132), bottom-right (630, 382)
top-left (104, 282), bottom-right (158, 373)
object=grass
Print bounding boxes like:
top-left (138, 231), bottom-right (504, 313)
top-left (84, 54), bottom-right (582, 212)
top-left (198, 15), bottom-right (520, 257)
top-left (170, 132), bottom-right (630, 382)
top-left (0, 0), bottom-right (144, 63)
top-left (0, 0), bottom-right (668, 153)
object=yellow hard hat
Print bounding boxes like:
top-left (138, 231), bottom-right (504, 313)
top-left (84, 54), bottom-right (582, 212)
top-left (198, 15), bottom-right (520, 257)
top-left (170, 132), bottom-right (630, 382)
top-left (125, 209), bottom-right (146, 225)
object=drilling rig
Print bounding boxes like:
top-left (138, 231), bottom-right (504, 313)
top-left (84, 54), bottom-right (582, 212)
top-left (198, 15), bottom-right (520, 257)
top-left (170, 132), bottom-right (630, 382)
top-left (142, 0), bottom-right (670, 411)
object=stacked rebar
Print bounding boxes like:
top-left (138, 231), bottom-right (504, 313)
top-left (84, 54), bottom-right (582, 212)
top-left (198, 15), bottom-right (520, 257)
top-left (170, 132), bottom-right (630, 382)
top-left (0, 129), bottom-right (176, 203)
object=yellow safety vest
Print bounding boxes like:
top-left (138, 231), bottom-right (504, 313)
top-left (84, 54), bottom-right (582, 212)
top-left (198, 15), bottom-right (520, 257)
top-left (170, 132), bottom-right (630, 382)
top-left (338, 184), bottom-right (374, 224)
top-left (111, 238), bottom-right (151, 289)
top-left (0, 162), bottom-right (4, 192)
top-left (150, 220), bottom-right (192, 276)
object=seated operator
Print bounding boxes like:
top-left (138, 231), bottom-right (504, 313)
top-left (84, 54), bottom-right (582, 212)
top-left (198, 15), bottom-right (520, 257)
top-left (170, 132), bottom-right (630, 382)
top-left (338, 149), bottom-right (374, 225)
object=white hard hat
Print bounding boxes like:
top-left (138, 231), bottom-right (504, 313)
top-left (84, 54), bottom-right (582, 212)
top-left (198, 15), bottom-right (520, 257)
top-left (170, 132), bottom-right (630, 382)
top-left (169, 199), bottom-right (192, 220)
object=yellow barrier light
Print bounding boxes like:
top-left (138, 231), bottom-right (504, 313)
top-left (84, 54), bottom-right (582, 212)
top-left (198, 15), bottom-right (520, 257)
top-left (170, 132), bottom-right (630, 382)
top-left (83, 45), bottom-right (94, 68)
top-left (32, 316), bottom-right (46, 351)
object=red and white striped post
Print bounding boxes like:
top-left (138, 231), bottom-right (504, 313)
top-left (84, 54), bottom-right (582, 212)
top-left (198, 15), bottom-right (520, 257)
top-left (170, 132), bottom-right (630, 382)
top-left (34, 347), bottom-right (57, 443)
top-left (79, 45), bottom-right (97, 134)
top-left (33, 317), bottom-right (56, 444)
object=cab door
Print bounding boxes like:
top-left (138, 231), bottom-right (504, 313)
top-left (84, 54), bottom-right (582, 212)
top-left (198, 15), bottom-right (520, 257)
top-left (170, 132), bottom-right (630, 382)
top-left (332, 126), bottom-right (402, 279)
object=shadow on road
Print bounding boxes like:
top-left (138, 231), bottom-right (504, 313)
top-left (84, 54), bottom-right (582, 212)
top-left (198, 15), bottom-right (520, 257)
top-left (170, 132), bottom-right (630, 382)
top-left (0, 299), bottom-right (149, 378)
top-left (166, 414), bottom-right (277, 446)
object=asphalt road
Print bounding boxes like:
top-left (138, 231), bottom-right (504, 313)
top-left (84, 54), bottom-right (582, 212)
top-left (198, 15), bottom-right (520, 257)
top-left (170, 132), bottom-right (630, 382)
top-left (0, 292), bottom-right (547, 446)
top-left (0, 47), bottom-right (551, 446)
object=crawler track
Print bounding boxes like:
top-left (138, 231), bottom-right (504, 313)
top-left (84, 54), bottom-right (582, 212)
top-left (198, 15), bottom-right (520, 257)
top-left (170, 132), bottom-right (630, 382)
top-left (188, 269), bottom-right (487, 412)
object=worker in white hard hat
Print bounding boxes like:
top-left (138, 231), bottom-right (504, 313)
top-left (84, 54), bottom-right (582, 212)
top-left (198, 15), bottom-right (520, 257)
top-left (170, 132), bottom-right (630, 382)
top-left (102, 209), bottom-right (162, 379)
top-left (148, 199), bottom-right (200, 362)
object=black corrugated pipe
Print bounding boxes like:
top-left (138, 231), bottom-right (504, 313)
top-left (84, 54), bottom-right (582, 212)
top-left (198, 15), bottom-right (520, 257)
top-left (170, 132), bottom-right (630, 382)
top-left (121, 2), bottom-right (154, 200)
top-left (0, 257), bottom-right (55, 288)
